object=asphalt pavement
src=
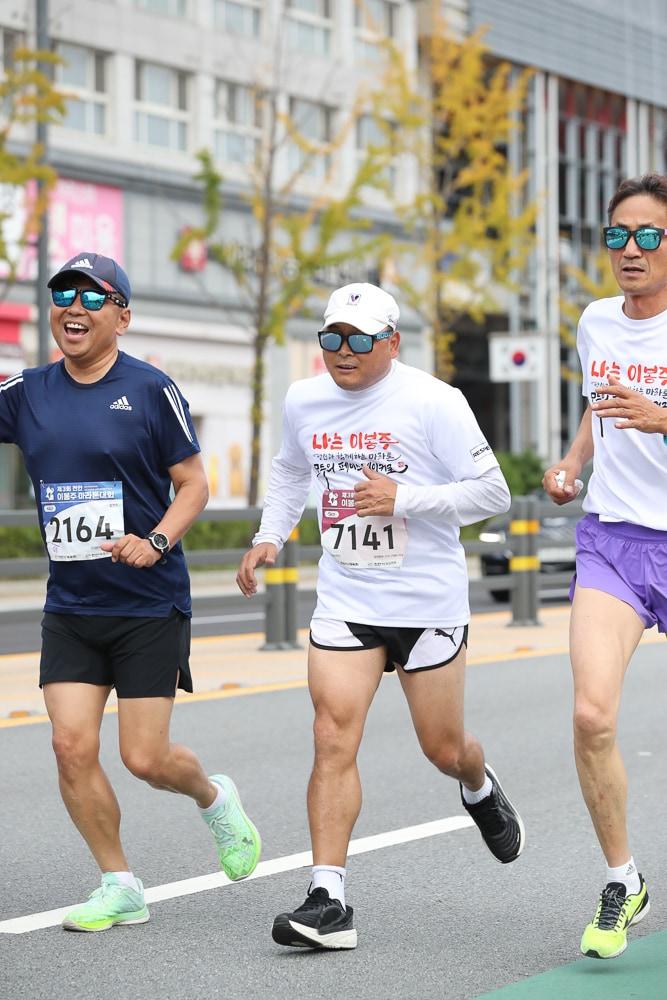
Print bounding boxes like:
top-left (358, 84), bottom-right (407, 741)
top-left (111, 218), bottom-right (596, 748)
top-left (1, 574), bottom-right (666, 999)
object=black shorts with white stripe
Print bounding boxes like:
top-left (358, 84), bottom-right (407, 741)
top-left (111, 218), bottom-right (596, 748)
top-left (309, 619), bottom-right (468, 673)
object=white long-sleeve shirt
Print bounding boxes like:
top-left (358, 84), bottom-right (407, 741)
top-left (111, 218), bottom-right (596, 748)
top-left (254, 361), bottom-right (510, 626)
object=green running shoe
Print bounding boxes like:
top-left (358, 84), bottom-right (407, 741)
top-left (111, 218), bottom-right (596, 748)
top-left (203, 774), bottom-right (261, 880)
top-left (580, 876), bottom-right (650, 959)
top-left (62, 874), bottom-right (149, 932)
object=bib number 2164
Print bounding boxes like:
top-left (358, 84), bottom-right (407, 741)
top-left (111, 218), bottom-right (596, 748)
top-left (41, 481), bottom-right (125, 562)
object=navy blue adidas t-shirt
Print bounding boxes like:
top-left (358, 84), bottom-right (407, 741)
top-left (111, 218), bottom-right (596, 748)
top-left (0, 352), bottom-right (200, 617)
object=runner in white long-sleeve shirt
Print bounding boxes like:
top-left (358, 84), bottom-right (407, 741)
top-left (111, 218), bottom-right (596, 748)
top-left (237, 282), bottom-right (525, 950)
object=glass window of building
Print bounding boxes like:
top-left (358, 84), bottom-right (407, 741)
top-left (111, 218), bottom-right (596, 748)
top-left (55, 44), bottom-right (108, 136)
top-left (558, 80), bottom-right (626, 265)
top-left (0, 28), bottom-right (24, 119)
top-left (0, 28), bottom-right (23, 71)
top-left (288, 98), bottom-right (332, 178)
top-left (214, 0), bottom-right (261, 37)
top-left (354, 0), bottom-right (397, 61)
top-left (355, 113), bottom-right (396, 189)
top-left (214, 82), bottom-right (262, 165)
top-left (134, 61), bottom-right (189, 151)
top-left (285, 0), bottom-right (332, 57)
top-left (134, 0), bottom-right (188, 15)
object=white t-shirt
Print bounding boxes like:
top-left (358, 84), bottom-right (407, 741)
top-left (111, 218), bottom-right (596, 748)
top-left (578, 295), bottom-right (667, 530)
top-left (254, 361), bottom-right (508, 626)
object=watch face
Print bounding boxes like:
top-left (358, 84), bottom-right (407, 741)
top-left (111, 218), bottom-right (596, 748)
top-left (151, 532), bottom-right (169, 551)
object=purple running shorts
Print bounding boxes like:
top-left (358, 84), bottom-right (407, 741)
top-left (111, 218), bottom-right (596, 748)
top-left (570, 513), bottom-right (667, 633)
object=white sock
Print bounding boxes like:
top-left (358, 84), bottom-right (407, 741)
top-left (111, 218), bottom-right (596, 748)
top-left (109, 871), bottom-right (141, 892)
top-left (199, 782), bottom-right (227, 817)
top-left (462, 774), bottom-right (493, 805)
top-left (606, 857), bottom-right (641, 895)
top-left (312, 865), bottom-right (346, 908)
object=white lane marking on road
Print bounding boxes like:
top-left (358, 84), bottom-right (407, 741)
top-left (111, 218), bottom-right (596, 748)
top-left (0, 815), bottom-right (474, 934)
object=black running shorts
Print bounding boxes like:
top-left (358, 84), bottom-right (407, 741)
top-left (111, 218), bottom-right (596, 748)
top-left (309, 618), bottom-right (468, 673)
top-left (40, 607), bottom-right (192, 697)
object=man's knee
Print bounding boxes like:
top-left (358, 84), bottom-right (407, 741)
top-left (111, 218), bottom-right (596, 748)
top-left (52, 728), bottom-right (100, 776)
top-left (420, 733), bottom-right (464, 774)
top-left (312, 706), bottom-right (360, 765)
top-left (573, 698), bottom-right (617, 750)
top-left (120, 748), bottom-right (164, 783)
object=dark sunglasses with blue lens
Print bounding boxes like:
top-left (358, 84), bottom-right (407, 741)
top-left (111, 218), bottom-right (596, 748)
top-left (318, 327), bottom-right (394, 354)
top-left (603, 226), bottom-right (667, 251)
top-left (51, 287), bottom-right (128, 311)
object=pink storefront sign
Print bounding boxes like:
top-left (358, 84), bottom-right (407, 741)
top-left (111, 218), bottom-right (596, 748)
top-left (0, 179), bottom-right (124, 279)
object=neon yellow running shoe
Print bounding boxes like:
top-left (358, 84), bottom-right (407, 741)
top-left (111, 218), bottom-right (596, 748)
top-left (203, 774), bottom-right (261, 880)
top-left (580, 876), bottom-right (650, 959)
top-left (62, 874), bottom-right (149, 932)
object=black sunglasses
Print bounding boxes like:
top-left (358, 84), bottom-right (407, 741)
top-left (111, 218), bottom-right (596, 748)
top-left (51, 287), bottom-right (128, 311)
top-left (603, 226), bottom-right (667, 251)
top-left (318, 327), bottom-right (394, 354)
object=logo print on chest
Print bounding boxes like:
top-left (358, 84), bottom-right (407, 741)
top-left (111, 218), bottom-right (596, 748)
top-left (110, 395), bottom-right (133, 411)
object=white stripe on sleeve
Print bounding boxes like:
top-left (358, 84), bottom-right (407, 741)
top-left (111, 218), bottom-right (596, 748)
top-left (0, 373), bottom-right (23, 392)
top-left (162, 384), bottom-right (193, 443)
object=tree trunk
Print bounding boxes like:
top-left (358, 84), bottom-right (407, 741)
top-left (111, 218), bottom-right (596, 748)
top-left (246, 86), bottom-right (279, 506)
top-left (247, 329), bottom-right (268, 506)
top-left (432, 283), bottom-right (456, 383)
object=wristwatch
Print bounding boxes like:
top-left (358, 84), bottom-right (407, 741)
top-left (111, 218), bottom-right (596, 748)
top-left (147, 531), bottom-right (170, 561)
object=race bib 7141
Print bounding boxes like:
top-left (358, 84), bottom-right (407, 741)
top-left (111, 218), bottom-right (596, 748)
top-left (320, 489), bottom-right (407, 569)
top-left (40, 481), bottom-right (125, 561)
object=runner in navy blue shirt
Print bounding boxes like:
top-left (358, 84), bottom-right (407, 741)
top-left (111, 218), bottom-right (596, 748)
top-left (0, 252), bottom-right (260, 931)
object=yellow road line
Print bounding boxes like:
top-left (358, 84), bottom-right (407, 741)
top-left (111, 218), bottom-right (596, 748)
top-left (2, 611), bottom-right (660, 731)
top-left (0, 643), bottom-right (571, 730)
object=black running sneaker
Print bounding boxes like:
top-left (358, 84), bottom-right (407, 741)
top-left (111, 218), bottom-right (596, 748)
top-left (272, 888), bottom-right (357, 950)
top-left (460, 763), bottom-right (525, 863)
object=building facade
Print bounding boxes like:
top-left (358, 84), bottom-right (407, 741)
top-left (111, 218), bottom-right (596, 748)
top-left (0, 0), bottom-right (424, 506)
top-left (466, 0), bottom-right (667, 460)
top-left (1, 0), bottom-right (667, 506)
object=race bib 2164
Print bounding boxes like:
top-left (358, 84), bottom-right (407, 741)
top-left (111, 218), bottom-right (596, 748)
top-left (40, 481), bottom-right (125, 562)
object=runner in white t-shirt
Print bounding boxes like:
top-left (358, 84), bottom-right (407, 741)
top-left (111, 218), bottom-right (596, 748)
top-left (237, 282), bottom-right (525, 950)
top-left (543, 174), bottom-right (667, 961)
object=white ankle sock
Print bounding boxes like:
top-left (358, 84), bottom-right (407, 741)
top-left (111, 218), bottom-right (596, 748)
top-left (606, 858), bottom-right (640, 895)
top-left (312, 865), bottom-right (346, 908)
top-left (462, 774), bottom-right (493, 805)
top-left (200, 782), bottom-right (227, 816)
top-left (109, 871), bottom-right (140, 892)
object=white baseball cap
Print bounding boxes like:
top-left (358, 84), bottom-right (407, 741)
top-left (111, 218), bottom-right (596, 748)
top-left (320, 282), bottom-right (400, 335)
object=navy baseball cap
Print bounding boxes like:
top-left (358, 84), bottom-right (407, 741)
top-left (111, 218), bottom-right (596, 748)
top-left (48, 252), bottom-right (131, 305)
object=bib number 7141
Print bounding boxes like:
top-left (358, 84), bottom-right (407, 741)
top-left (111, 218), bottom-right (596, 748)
top-left (320, 489), bottom-right (407, 569)
top-left (329, 521), bottom-right (396, 552)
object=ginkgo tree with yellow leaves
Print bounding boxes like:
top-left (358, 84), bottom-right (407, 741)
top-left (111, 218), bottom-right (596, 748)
top-left (377, 14), bottom-right (537, 383)
top-left (173, 86), bottom-right (396, 505)
top-left (174, 12), bottom-right (540, 501)
top-left (0, 46), bottom-right (64, 298)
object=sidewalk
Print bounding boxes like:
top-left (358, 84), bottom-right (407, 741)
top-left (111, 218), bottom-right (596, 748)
top-left (2, 603), bottom-right (663, 723)
top-left (1, 576), bottom-right (663, 722)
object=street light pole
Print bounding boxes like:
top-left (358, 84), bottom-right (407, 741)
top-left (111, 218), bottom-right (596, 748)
top-left (36, 0), bottom-right (51, 366)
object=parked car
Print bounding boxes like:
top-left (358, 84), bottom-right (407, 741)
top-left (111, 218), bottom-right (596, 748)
top-left (478, 497), bottom-right (580, 602)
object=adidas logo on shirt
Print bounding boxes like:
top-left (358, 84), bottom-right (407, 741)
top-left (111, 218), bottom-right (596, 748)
top-left (110, 395), bottom-right (133, 411)
top-left (72, 257), bottom-right (93, 269)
